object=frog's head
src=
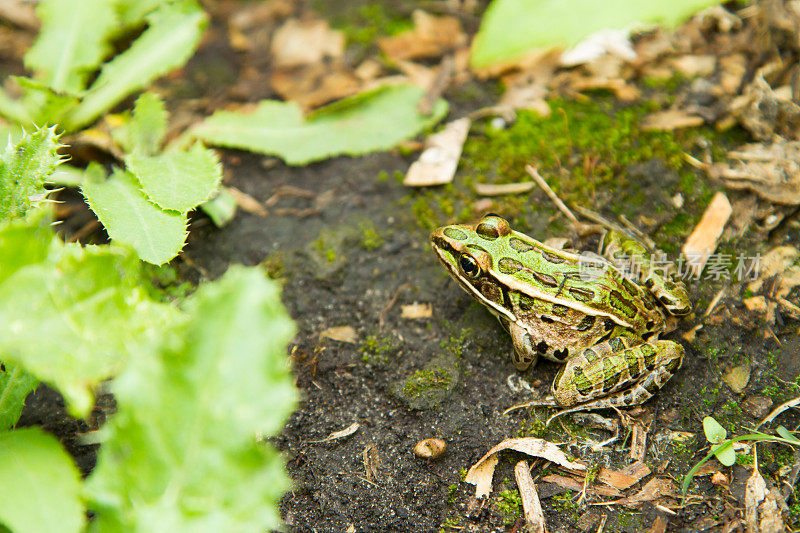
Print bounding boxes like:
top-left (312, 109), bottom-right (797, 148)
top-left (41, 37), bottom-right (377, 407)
top-left (430, 214), bottom-right (516, 322)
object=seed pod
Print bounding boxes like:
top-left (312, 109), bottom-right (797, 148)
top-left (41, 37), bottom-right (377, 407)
top-left (414, 438), bottom-right (447, 459)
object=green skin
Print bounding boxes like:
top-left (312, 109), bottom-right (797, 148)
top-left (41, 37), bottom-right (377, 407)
top-left (430, 214), bottom-right (692, 415)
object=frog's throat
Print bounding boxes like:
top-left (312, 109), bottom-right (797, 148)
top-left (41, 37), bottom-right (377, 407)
top-left (432, 246), bottom-right (518, 325)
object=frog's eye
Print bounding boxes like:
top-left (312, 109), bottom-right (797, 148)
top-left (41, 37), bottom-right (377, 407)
top-left (459, 254), bottom-right (481, 278)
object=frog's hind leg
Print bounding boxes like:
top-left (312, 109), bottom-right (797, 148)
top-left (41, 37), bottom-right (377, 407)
top-left (547, 339), bottom-right (683, 425)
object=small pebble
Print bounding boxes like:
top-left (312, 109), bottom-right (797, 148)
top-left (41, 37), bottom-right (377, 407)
top-left (414, 438), bottom-right (447, 459)
top-left (489, 116), bottom-right (506, 130)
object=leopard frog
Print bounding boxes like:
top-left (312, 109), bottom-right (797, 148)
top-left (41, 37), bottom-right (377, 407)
top-left (430, 214), bottom-right (691, 416)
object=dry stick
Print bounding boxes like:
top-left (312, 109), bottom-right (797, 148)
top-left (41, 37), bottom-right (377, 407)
top-left (757, 396), bottom-right (800, 429)
top-left (418, 55), bottom-right (454, 115)
top-left (525, 165), bottom-right (580, 226)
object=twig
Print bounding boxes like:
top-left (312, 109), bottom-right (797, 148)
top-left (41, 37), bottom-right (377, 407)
top-left (418, 55), bottom-right (454, 115)
top-left (525, 165), bottom-right (580, 226)
top-left (757, 396), bottom-right (800, 429)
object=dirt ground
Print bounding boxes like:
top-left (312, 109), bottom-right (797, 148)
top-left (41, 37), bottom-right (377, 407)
top-left (11, 1), bottom-right (800, 531)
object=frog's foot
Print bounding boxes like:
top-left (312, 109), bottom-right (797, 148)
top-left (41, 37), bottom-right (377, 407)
top-left (546, 339), bottom-right (684, 425)
top-left (502, 396), bottom-right (558, 416)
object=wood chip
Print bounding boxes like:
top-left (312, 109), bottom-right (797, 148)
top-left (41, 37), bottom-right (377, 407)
top-left (377, 10), bottom-right (466, 62)
top-left (309, 422), bottom-right (360, 443)
top-left (641, 110), bottom-right (705, 131)
top-left (682, 191), bottom-right (732, 277)
top-left (401, 303), bottom-right (432, 319)
top-left (271, 18), bottom-right (344, 68)
top-left (649, 515), bottom-right (668, 533)
top-left (630, 422), bottom-right (647, 462)
top-left (515, 461), bottom-right (546, 533)
top-left (404, 117), bottom-right (470, 187)
top-left (270, 62), bottom-right (361, 110)
top-left (320, 326), bottom-right (358, 344)
top-left (722, 364), bottom-right (751, 394)
top-left (465, 438), bottom-right (585, 498)
top-left (474, 182), bottom-right (536, 196)
top-left (542, 474), bottom-right (621, 497)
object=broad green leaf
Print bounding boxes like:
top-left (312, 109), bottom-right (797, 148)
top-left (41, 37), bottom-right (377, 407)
top-left (0, 87), bottom-right (31, 125)
top-left (114, 92), bottom-right (168, 155)
top-left (115, 0), bottom-right (164, 29)
top-left (0, 428), bottom-right (84, 533)
top-left (126, 143), bottom-right (221, 212)
top-left (0, 363), bottom-right (39, 430)
top-left (776, 426), bottom-right (800, 444)
top-left (0, 126), bottom-right (62, 220)
top-left (50, 164), bottom-right (85, 186)
top-left (710, 441), bottom-right (736, 467)
top-left (65, 1), bottom-right (207, 131)
top-left (471, 0), bottom-right (721, 68)
top-left (87, 267), bottom-right (297, 531)
top-left (200, 187), bottom-right (237, 227)
top-left (702, 416), bottom-right (727, 444)
top-left (0, 218), bottom-right (171, 415)
top-left (24, 0), bottom-right (117, 93)
top-left (15, 76), bottom-right (80, 126)
top-left (82, 166), bottom-right (188, 265)
top-left (193, 84), bottom-right (449, 165)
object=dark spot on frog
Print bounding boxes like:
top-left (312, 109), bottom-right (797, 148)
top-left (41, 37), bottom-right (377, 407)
top-left (536, 340), bottom-right (549, 353)
top-left (498, 257), bottom-right (524, 274)
top-left (540, 315), bottom-right (554, 324)
top-left (476, 222), bottom-right (500, 240)
top-left (569, 287), bottom-right (594, 302)
top-left (553, 348), bottom-right (569, 360)
top-left (575, 315), bottom-right (596, 331)
top-left (509, 237), bottom-right (535, 253)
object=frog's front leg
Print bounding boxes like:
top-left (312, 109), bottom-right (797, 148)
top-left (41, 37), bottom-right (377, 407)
top-left (508, 321), bottom-right (539, 371)
top-left (551, 338), bottom-right (683, 415)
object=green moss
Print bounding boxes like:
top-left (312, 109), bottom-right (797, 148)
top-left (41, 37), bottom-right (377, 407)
top-left (143, 263), bottom-right (193, 302)
top-left (551, 490), bottom-right (579, 513)
top-left (360, 333), bottom-right (399, 364)
top-left (403, 368), bottom-right (452, 397)
top-left (261, 251), bottom-right (286, 279)
top-left (318, 2), bottom-right (413, 47)
top-left (358, 219), bottom-right (386, 251)
top-left (440, 328), bottom-right (471, 359)
top-left (496, 489), bottom-right (523, 524)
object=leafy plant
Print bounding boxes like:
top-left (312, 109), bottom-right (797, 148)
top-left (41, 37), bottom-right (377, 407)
top-left (681, 417), bottom-right (800, 497)
top-left (0, 0), bottom-right (206, 134)
top-left (470, 0), bottom-right (722, 68)
top-left (81, 92), bottom-right (221, 265)
top-left (0, 129), bottom-right (298, 531)
top-left (192, 84), bottom-right (449, 165)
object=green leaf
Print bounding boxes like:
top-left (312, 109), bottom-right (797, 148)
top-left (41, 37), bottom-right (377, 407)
top-left (114, 91), bottom-right (168, 155)
top-left (710, 441), bottom-right (736, 467)
top-left (115, 0), bottom-right (164, 29)
top-left (0, 428), bottom-right (85, 533)
top-left (200, 187), bottom-right (237, 227)
top-left (65, 2), bottom-right (207, 130)
top-left (0, 126), bottom-right (62, 220)
top-left (0, 363), bottom-right (39, 430)
top-left (82, 165), bottom-right (188, 265)
top-left (50, 164), bottom-right (85, 187)
top-left (470, 0), bottom-right (721, 68)
top-left (0, 87), bottom-right (31, 125)
top-left (193, 84), bottom-right (449, 165)
top-left (776, 426), bottom-right (800, 444)
top-left (125, 143), bottom-right (221, 212)
top-left (24, 0), bottom-right (117, 93)
top-left (15, 76), bottom-right (80, 126)
top-left (86, 267), bottom-right (297, 531)
top-left (0, 214), bottom-right (173, 415)
top-left (703, 416), bottom-right (727, 444)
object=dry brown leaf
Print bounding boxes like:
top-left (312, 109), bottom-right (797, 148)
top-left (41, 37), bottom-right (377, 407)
top-left (404, 118), bottom-right (471, 187)
top-left (728, 67), bottom-right (800, 140)
top-left (320, 326), bottom-right (358, 344)
top-left (598, 461), bottom-right (650, 490)
top-left (542, 474), bottom-right (621, 497)
top-left (465, 437), bottom-right (585, 498)
top-left (641, 109), bottom-right (704, 131)
top-left (710, 141), bottom-right (800, 205)
top-left (670, 55), bottom-right (716, 77)
top-left (377, 10), bottom-right (466, 62)
top-left (271, 18), bottom-right (344, 68)
top-left (474, 182), bottom-right (535, 196)
top-left (606, 478), bottom-right (677, 507)
top-left (309, 422), bottom-right (360, 443)
top-left (649, 515), bottom-right (668, 533)
top-left (395, 60), bottom-right (438, 90)
top-left (745, 464), bottom-right (785, 533)
top-left (270, 62), bottom-right (361, 110)
top-left (722, 364), bottom-right (751, 394)
top-left (401, 303), bottom-right (433, 319)
top-left (682, 191), bottom-right (732, 277)
top-left (515, 461), bottom-right (546, 533)
top-left (716, 54), bottom-right (747, 95)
